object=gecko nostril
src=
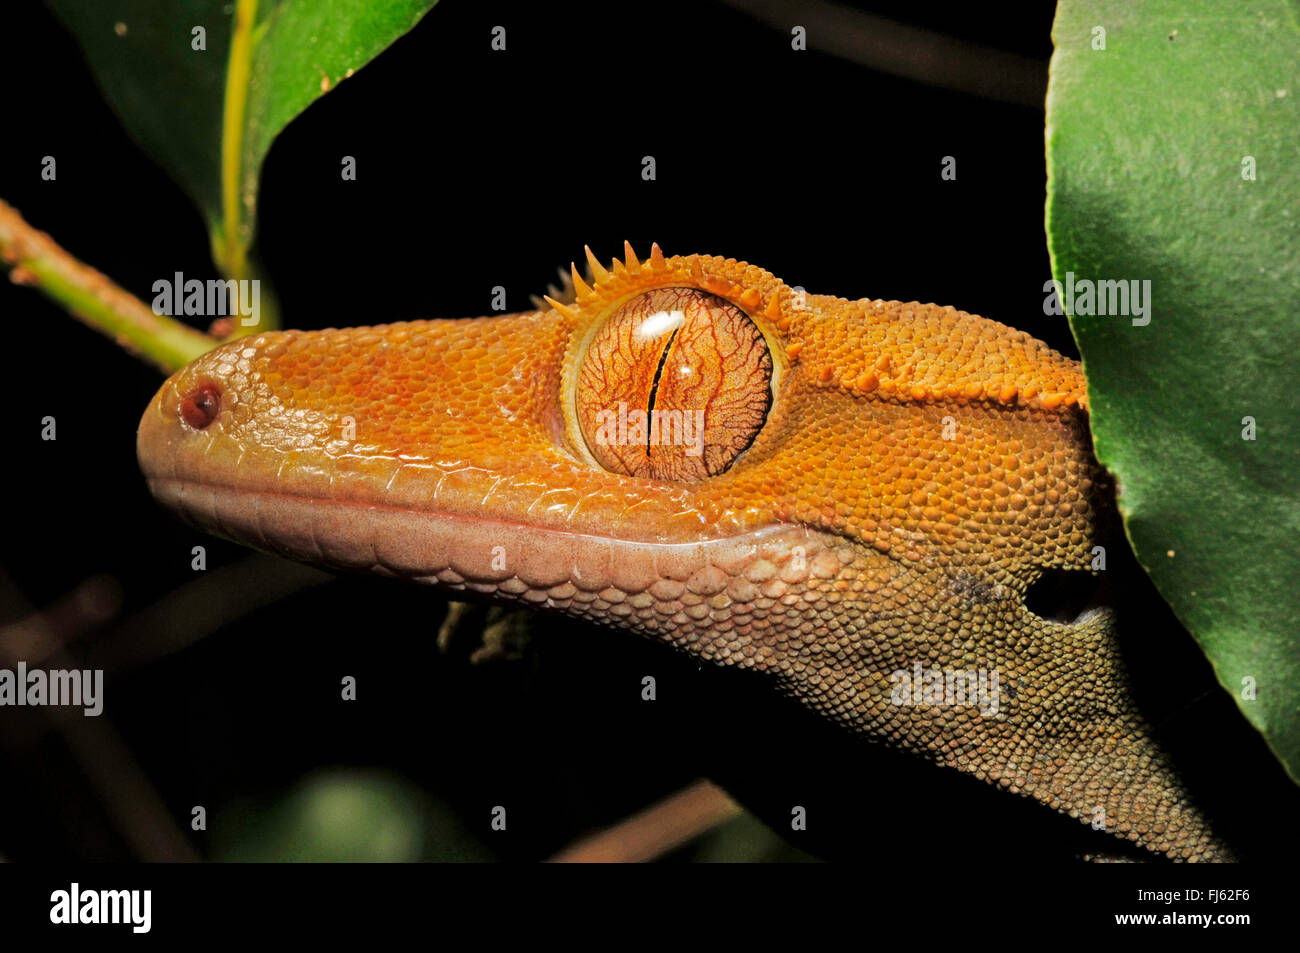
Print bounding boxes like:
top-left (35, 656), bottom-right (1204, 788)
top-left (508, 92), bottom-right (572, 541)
top-left (179, 382), bottom-right (222, 430)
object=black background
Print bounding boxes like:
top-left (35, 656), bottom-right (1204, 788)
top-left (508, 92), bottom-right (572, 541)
top-left (0, 0), bottom-right (1294, 888)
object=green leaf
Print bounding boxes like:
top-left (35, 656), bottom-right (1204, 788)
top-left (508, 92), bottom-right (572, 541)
top-left (1046, 1), bottom-right (1300, 781)
top-left (44, 0), bottom-right (437, 302)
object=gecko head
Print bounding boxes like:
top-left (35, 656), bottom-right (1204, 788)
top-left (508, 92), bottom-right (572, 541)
top-left (138, 242), bottom-right (1106, 669)
top-left (139, 247), bottom-right (1235, 861)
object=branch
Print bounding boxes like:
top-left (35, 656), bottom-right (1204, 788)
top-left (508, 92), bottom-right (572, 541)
top-left (0, 197), bottom-right (216, 374)
top-left (718, 0), bottom-right (1045, 108)
top-left (547, 779), bottom-right (742, 862)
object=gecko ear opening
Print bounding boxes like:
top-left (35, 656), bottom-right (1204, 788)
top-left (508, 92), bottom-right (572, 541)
top-left (1024, 568), bottom-right (1103, 624)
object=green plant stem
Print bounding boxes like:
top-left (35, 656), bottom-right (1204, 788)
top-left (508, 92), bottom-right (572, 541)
top-left (211, 0), bottom-right (277, 338)
top-left (0, 198), bottom-right (216, 374)
top-left (219, 0), bottom-right (257, 282)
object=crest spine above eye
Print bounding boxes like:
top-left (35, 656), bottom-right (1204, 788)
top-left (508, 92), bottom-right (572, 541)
top-left (623, 240), bottom-right (641, 275)
top-left (542, 295), bottom-right (578, 320)
top-left (542, 245), bottom-right (795, 353)
top-left (583, 246), bottom-right (610, 284)
top-left (570, 263), bottom-right (594, 301)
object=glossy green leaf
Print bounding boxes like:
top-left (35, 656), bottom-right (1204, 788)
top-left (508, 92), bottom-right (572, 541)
top-left (1046, 0), bottom-right (1300, 780)
top-left (45, 0), bottom-right (436, 284)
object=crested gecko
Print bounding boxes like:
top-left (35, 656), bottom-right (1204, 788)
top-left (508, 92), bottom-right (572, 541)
top-left (137, 243), bottom-right (1228, 861)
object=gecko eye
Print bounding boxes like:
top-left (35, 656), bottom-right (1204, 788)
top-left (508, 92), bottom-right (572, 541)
top-left (575, 287), bottom-right (772, 482)
top-left (179, 382), bottom-right (222, 430)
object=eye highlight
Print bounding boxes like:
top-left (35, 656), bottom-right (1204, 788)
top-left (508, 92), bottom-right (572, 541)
top-left (576, 287), bottom-right (772, 482)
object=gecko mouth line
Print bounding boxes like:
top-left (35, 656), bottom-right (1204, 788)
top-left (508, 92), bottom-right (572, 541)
top-left (144, 475), bottom-right (828, 594)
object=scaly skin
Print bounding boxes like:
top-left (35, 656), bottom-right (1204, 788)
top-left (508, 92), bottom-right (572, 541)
top-left (137, 244), bottom-right (1227, 861)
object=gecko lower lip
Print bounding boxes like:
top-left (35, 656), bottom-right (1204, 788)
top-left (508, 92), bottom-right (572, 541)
top-left (144, 476), bottom-right (831, 600)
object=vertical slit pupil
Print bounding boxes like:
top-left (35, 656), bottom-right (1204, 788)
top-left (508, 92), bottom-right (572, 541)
top-left (645, 326), bottom-right (679, 456)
